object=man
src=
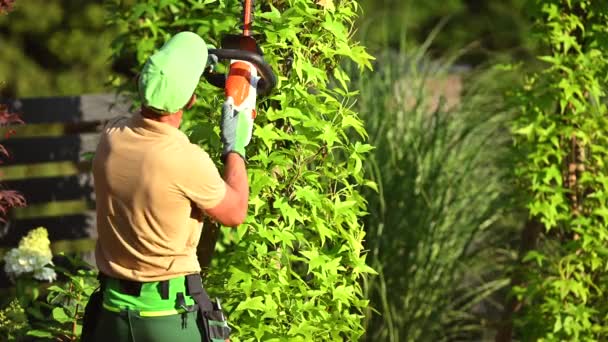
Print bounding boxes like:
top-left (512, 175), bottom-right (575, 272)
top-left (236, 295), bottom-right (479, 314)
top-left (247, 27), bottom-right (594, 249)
top-left (84, 31), bottom-right (257, 341)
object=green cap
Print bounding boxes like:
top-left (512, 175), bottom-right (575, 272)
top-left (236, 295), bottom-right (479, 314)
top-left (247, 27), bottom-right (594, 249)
top-left (138, 31), bottom-right (208, 114)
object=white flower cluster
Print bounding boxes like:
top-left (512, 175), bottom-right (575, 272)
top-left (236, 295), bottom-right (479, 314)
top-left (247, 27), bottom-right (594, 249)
top-left (33, 266), bottom-right (57, 282)
top-left (3, 227), bottom-right (56, 282)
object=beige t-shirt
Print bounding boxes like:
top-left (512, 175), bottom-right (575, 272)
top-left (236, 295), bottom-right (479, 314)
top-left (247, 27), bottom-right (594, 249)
top-left (93, 113), bottom-right (226, 281)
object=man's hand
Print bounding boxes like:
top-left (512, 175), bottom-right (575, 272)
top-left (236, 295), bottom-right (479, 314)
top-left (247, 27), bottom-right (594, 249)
top-left (220, 100), bottom-right (254, 160)
top-left (220, 60), bottom-right (259, 160)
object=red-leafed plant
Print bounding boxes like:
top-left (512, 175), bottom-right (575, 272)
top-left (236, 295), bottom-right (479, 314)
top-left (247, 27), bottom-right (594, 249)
top-left (0, 0), bottom-right (15, 14)
top-left (0, 104), bottom-right (25, 222)
top-left (0, 2), bottom-right (26, 222)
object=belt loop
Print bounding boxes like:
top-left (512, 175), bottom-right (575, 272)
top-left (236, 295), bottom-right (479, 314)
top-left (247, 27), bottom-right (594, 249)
top-left (176, 292), bottom-right (187, 309)
top-left (159, 280), bottom-right (170, 300)
top-left (119, 280), bottom-right (142, 297)
top-left (98, 273), bottom-right (107, 291)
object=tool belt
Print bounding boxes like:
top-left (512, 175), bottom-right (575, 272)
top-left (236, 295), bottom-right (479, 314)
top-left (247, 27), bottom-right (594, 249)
top-left (81, 273), bottom-right (230, 342)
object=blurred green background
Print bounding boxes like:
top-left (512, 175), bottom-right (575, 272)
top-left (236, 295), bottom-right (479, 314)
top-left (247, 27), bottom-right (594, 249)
top-left (0, 0), bottom-right (536, 98)
top-left (359, 0), bottom-right (535, 63)
top-left (0, 0), bottom-right (115, 97)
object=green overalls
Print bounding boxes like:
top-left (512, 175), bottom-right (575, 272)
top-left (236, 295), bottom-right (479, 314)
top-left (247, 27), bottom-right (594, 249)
top-left (83, 274), bottom-right (230, 342)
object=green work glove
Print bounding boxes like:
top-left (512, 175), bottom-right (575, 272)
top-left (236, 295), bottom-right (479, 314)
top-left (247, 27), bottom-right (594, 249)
top-left (220, 100), bottom-right (254, 160)
top-left (220, 60), bottom-right (258, 161)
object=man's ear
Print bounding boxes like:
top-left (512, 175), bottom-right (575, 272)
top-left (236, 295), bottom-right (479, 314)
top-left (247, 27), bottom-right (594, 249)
top-left (185, 94), bottom-right (197, 110)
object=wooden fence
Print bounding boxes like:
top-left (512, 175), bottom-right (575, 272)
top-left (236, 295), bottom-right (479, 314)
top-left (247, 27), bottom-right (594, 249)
top-left (0, 94), bottom-right (132, 281)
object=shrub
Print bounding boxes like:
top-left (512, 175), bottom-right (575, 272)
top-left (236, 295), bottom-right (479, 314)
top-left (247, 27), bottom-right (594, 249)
top-left (0, 299), bottom-right (29, 341)
top-left (510, 1), bottom-right (608, 340)
top-left (0, 226), bottom-right (97, 341)
top-left (352, 34), bottom-right (520, 340)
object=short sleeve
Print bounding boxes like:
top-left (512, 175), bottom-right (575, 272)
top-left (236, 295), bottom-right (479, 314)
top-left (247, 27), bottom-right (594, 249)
top-left (175, 145), bottom-right (226, 209)
top-left (103, 116), bottom-right (129, 132)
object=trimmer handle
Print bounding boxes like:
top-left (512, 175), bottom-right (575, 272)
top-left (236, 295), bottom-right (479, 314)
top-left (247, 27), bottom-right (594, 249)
top-left (204, 49), bottom-right (277, 96)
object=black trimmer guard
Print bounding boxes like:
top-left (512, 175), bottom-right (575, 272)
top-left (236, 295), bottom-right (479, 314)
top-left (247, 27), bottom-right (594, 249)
top-left (203, 34), bottom-right (277, 96)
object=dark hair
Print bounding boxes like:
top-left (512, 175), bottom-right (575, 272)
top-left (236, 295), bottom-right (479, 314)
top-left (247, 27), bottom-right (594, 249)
top-left (141, 105), bottom-right (171, 118)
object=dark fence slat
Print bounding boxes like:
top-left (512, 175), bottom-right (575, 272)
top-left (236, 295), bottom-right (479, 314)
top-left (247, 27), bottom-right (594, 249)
top-left (5, 175), bottom-right (94, 205)
top-left (0, 134), bottom-right (100, 165)
top-left (4, 94), bottom-right (132, 124)
top-left (0, 211), bottom-right (97, 246)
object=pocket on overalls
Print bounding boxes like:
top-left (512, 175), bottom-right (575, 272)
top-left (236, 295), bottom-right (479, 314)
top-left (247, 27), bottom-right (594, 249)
top-left (201, 308), bottom-right (231, 342)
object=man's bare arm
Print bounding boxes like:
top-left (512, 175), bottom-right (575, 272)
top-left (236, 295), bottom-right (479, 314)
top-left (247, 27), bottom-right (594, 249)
top-left (204, 153), bottom-right (248, 227)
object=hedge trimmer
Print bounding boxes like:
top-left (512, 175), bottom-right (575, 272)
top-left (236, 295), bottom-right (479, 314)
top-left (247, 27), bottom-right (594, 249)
top-left (203, 0), bottom-right (276, 98)
top-left (198, 0), bottom-right (277, 272)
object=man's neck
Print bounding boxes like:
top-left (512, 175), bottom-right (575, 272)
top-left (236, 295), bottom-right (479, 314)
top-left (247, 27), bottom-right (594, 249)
top-left (141, 106), bottom-right (182, 129)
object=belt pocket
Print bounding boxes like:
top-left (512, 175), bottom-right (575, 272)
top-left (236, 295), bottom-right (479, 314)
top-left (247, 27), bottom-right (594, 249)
top-left (185, 274), bottom-right (231, 342)
top-left (200, 308), bottom-right (231, 342)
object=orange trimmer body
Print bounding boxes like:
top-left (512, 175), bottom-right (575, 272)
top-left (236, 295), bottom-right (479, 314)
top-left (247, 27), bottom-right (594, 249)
top-left (226, 62), bottom-right (254, 107)
top-left (224, 35), bottom-right (259, 117)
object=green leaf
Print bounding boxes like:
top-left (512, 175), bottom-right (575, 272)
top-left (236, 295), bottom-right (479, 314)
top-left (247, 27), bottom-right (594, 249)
top-left (554, 316), bottom-right (563, 333)
top-left (342, 115), bottom-right (366, 137)
top-left (332, 285), bottom-right (354, 303)
top-left (234, 296), bottom-right (266, 312)
top-left (52, 307), bottom-right (72, 324)
top-left (523, 250), bottom-right (546, 266)
top-left (27, 330), bottom-right (54, 338)
top-left (363, 180), bottom-right (378, 192)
